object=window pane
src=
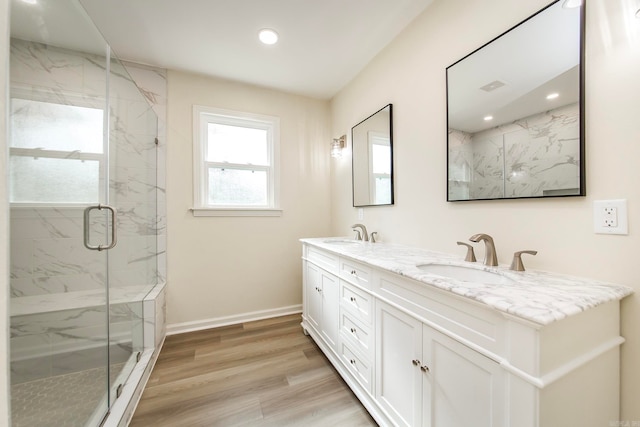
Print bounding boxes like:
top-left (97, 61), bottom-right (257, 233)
top-left (208, 168), bottom-right (267, 206)
top-left (207, 123), bottom-right (268, 165)
top-left (375, 177), bottom-right (391, 205)
top-left (11, 98), bottom-right (103, 153)
top-left (10, 156), bottom-right (100, 203)
top-left (372, 144), bottom-right (391, 174)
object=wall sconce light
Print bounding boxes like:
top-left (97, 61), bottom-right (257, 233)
top-left (331, 135), bottom-right (346, 158)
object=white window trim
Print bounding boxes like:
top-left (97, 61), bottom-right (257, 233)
top-left (192, 105), bottom-right (281, 217)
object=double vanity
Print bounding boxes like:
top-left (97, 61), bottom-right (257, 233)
top-left (300, 237), bottom-right (632, 427)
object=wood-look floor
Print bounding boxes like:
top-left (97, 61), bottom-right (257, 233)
top-left (130, 314), bottom-right (377, 427)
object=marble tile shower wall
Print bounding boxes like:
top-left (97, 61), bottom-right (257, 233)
top-left (448, 103), bottom-right (580, 199)
top-left (9, 38), bottom-right (167, 298)
top-left (9, 39), bottom-right (167, 379)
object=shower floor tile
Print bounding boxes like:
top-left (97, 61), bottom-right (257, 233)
top-left (11, 364), bottom-right (124, 427)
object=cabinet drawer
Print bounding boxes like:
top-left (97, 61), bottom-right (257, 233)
top-left (306, 246), bottom-right (339, 274)
top-left (340, 341), bottom-right (373, 393)
top-left (340, 258), bottom-right (372, 289)
top-left (340, 281), bottom-right (373, 325)
top-left (340, 310), bottom-right (373, 358)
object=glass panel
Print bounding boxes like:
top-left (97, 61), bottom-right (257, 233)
top-left (207, 123), bottom-right (268, 165)
top-left (9, 156), bottom-right (100, 203)
top-left (10, 98), bottom-right (103, 153)
top-left (106, 55), bottom-right (158, 402)
top-left (208, 168), bottom-right (268, 206)
top-left (9, 0), bottom-right (111, 425)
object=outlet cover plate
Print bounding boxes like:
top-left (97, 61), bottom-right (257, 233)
top-left (594, 199), bottom-right (628, 235)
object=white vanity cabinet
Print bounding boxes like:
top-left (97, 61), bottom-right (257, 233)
top-left (375, 301), bottom-right (423, 426)
top-left (300, 240), bottom-right (631, 427)
top-left (376, 301), bottom-right (503, 427)
top-left (303, 246), bottom-right (340, 351)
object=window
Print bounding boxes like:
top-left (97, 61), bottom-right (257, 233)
top-left (369, 132), bottom-right (392, 205)
top-left (193, 105), bottom-right (280, 216)
top-left (9, 97), bottom-right (105, 205)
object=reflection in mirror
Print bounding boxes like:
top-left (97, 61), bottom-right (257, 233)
top-left (446, 0), bottom-right (584, 201)
top-left (352, 104), bottom-right (394, 207)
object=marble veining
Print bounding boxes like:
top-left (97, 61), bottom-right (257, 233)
top-left (302, 238), bottom-right (633, 325)
top-left (8, 37), bottom-right (168, 427)
top-left (9, 38), bottom-right (167, 297)
top-left (10, 285), bottom-right (153, 318)
top-left (449, 103), bottom-right (580, 199)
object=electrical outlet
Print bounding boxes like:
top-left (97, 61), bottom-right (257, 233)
top-left (603, 207), bottom-right (618, 228)
top-left (358, 208), bottom-right (364, 220)
top-left (594, 200), bottom-right (628, 235)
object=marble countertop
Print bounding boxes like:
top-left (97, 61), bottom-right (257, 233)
top-left (301, 238), bottom-right (634, 326)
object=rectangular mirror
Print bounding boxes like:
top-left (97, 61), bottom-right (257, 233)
top-left (446, 0), bottom-right (585, 201)
top-left (352, 104), bottom-right (394, 207)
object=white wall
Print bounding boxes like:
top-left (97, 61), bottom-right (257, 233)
top-left (0, 0), bottom-right (9, 421)
top-left (166, 70), bottom-right (331, 328)
top-left (331, 0), bottom-right (640, 421)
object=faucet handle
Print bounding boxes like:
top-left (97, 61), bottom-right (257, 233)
top-left (510, 250), bottom-right (537, 271)
top-left (370, 232), bottom-right (378, 243)
top-left (456, 242), bottom-right (477, 262)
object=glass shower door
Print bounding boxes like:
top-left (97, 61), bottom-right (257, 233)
top-left (8, 0), bottom-right (112, 425)
top-left (9, 0), bottom-right (159, 424)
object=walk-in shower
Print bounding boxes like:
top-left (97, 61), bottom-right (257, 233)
top-left (8, 0), bottom-right (163, 425)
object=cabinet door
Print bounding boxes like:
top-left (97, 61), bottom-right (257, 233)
top-left (320, 270), bottom-right (340, 350)
top-left (376, 301), bottom-right (423, 427)
top-left (305, 262), bottom-right (322, 332)
top-left (422, 326), bottom-right (504, 427)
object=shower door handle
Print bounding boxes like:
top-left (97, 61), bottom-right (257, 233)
top-left (83, 204), bottom-right (118, 251)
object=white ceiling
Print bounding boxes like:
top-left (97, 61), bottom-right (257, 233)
top-left (447, 2), bottom-right (581, 133)
top-left (68, 0), bottom-right (435, 99)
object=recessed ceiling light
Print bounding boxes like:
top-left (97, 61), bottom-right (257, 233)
top-left (484, 115), bottom-right (493, 121)
top-left (546, 93), bottom-right (559, 100)
top-left (21, 0), bottom-right (38, 4)
top-left (562, 0), bottom-right (582, 8)
top-left (258, 29), bottom-right (279, 45)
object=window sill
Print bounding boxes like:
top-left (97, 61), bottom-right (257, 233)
top-left (190, 208), bottom-right (283, 217)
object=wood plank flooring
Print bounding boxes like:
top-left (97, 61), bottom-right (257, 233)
top-left (130, 314), bottom-right (377, 427)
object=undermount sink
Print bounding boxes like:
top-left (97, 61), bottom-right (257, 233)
top-left (416, 263), bottom-right (515, 286)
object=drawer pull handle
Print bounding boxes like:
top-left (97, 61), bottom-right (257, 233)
top-left (350, 297), bottom-right (356, 302)
top-left (412, 359), bottom-right (421, 366)
top-left (350, 327), bottom-right (356, 333)
top-left (350, 359), bottom-right (356, 365)
top-left (351, 270), bottom-right (357, 275)
top-left (421, 365), bottom-right (430, 373)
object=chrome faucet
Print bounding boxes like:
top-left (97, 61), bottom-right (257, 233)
top-left (351, 224), bottom-right (369, 242)
top-left (469, 233), bottom-right (498, 266)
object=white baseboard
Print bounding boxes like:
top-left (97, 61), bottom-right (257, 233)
top-left (166, 304), bottom-right (302, 335)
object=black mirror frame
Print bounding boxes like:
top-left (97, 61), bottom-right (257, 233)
top-left (351, 104), bottom-right (394, 207)
top-left (445, 0), bottom-right (586, 202)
